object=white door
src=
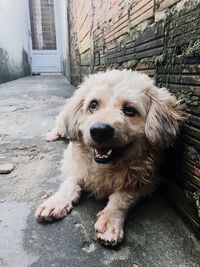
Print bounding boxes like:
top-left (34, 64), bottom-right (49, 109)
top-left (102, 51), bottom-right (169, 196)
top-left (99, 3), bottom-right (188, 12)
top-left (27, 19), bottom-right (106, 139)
top-left (28, 0), bottom-right (61, 73)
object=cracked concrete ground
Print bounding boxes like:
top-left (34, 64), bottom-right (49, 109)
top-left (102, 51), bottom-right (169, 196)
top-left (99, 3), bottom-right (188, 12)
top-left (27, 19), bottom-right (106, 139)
top-left (0, 75), bottom-right (199, 267)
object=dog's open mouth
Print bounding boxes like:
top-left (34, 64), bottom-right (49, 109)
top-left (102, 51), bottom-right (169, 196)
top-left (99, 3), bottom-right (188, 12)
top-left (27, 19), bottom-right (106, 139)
top-left (94, 147), bottom-right (113, 164)
top-left (93, 145), bottom-right (129, 164)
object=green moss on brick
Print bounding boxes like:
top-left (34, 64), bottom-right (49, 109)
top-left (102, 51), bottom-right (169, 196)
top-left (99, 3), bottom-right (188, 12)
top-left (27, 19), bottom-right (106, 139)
top-left (186, 41), bottom-right (200, 58)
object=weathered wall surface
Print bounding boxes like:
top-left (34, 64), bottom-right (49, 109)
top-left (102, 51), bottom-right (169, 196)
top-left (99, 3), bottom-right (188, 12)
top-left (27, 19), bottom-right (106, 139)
top-left (0, 0), bottom-right (31, 84)
top-left (69, 0), bottom-right (200, 233)
top-left (56, 0), bottom-right (70, 79)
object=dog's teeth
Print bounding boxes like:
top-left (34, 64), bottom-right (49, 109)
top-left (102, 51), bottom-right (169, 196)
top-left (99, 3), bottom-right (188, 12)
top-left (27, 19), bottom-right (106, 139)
top-left (107, 149), bottom-right (112, 156)
top-left (94, 149), bottom-right (112, 160)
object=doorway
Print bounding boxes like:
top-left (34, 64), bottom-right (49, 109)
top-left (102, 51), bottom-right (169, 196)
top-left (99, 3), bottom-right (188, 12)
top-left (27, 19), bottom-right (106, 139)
top-left (28, 0), bottom-right (61, 73)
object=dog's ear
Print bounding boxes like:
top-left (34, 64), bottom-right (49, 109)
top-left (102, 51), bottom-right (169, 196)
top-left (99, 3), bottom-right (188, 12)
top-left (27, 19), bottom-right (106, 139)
top-left (145, 86), bottom-right (184, 148)
top-left (63, 85), bottom-right (87, 141)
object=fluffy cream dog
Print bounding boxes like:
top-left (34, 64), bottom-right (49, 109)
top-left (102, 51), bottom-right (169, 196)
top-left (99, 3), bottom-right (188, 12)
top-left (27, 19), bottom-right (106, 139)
top-left (36, 70), bottom-right (183, 246)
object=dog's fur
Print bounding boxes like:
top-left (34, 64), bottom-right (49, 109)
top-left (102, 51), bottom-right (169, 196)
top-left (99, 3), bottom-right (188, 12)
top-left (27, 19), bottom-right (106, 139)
top-left (36, 70), bottom-right (183, 246)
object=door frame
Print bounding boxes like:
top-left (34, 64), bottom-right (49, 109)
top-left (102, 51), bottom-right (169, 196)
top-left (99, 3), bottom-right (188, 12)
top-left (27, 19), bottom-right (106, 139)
top-left (27, 0), bottom-right (62, 73)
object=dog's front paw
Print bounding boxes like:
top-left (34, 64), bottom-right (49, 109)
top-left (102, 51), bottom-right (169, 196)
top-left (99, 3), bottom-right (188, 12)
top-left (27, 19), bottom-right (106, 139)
top-left (45, 128), bottom-right (60, 142)
top-left (35, 198), bottom-right (72, 222)
top-left (94, 210), bottom-right (124, 246)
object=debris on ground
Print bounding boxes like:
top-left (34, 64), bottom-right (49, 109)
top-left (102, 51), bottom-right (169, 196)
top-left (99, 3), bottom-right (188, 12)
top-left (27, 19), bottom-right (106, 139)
top-left (41, 191), bottom-right (53, 199)
top-left (0, 164), bottom-right (14, 174)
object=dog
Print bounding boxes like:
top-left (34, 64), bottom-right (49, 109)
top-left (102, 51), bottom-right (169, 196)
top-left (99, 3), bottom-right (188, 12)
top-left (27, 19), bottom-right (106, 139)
top-left (36, 69), bottom-right (183, 246)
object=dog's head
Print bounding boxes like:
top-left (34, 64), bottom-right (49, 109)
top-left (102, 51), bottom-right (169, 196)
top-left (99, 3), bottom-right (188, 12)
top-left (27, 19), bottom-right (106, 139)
top-left (65, 70), bottom-right (184, 164)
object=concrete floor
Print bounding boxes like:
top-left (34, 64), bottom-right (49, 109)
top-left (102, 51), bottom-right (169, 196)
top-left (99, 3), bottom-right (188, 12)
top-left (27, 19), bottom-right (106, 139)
top-left (0, 75), bottom-right (199, 267)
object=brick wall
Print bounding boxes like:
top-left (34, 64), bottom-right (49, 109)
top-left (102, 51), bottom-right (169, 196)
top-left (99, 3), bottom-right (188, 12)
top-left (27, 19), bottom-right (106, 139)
top-left (68, 0), bottom-right (200, 234)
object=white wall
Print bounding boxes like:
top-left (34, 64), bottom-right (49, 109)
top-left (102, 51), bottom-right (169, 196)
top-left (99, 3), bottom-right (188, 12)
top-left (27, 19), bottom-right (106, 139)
top-left (0, 0), bottom-right (69, 82)
top-left (0, 0), bottom-right (30, 65)
top-left (56, 0), bottom-right (70, 79)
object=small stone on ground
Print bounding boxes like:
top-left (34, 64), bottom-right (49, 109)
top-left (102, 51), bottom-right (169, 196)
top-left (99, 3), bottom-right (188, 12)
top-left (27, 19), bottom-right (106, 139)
top-left (0, 164), bottom-right (14, 174)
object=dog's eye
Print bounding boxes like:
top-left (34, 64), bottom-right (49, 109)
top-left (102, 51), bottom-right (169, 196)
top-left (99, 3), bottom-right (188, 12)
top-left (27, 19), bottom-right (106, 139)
top-left (89, 100), bottom-right (99, 112)
top-left (122, 106), bottom-right (136, 117)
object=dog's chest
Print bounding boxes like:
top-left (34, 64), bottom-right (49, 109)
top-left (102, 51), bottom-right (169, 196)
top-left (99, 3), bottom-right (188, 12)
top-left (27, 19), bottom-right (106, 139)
top-left (83, 155), bottom-right (157, 198)
top-left (84, 162), bottom-right (130, 198)
top-left (73, 143), bottom-right (156, 198)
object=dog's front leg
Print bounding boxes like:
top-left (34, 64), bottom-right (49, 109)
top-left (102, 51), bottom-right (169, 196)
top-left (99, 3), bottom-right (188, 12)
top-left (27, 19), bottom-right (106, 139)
top-left (35, 177), bottom-right (82, 222)
top-left (95, 191), bottom-right (139, 246)
top-left (45, 127), bottom-right (62, 142)
top-left (45, 101), bottom-right (70, 142)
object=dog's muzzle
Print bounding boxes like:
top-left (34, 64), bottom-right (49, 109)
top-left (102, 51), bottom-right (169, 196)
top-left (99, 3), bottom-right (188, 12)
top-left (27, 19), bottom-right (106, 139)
top-left (90, 123), bottom-right (129, 164)
top-left (90, 123), bottom-right (115, 164)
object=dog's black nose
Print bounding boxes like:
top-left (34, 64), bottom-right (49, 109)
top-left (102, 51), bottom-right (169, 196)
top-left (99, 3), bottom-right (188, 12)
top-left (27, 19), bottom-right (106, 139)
top-left (90, 123), bottom-right (114, 143)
